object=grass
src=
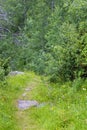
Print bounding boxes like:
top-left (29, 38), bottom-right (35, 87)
top-left (0, 72), bottom-right (87, 130)
top-left (0, 72), bottom-right (35, 130)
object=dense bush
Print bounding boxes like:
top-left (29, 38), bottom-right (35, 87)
top-left (0, 0), bottom-right (87, 82)
top-left (0, 58), bottom-right (10, 82)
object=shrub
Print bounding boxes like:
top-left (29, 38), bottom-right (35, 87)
top-left (0, 58), bottom-right (10, 82)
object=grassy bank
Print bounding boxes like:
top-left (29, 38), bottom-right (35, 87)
top-left (0, 72), bottom-right (87, 130)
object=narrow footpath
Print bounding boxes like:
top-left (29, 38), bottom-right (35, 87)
top-left (16, 75), bottom-right (45, 130)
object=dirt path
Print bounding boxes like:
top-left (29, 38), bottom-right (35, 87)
top-left (16, 77), bottom-right (42, 130)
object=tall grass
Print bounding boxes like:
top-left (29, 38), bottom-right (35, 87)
top-left (0, 72), bottom-right (87, 130)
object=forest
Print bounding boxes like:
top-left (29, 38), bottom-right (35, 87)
top-left (0, 0), bottom-right (87, 130)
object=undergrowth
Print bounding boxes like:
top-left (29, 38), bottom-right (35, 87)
top-left (0, 72), bottom-right (87, 130)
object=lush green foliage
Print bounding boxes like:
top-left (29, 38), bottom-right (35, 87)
top-left (0, 1), bottom-right (87, 129)
top-left (0, 57), bottom-right (10, 82)
top-left (0, 0), bottom-right (87, 81)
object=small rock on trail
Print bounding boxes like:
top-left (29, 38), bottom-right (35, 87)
top-left (18, 100), bottom-right (39, 110)
top-left (22, 93), bottom-right (27, 97)
top-left (25, 88), bottom-right (32, 91)
top-left (9, 71), bottom-right (24, 76)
